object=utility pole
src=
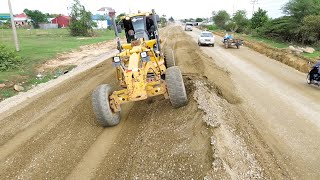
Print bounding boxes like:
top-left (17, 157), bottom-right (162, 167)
top-left (8, 0), bottom-right (20, 52)
top-left (251, 0), bottom-right (259, 16)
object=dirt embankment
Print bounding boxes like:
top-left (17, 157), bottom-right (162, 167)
top-left (213, 31), bottom-right (311, 73)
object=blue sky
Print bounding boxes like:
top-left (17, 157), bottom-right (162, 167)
top-left (0, 0), bottom-right (289, 19)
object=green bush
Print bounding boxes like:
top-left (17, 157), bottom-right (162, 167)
top-left (0, 45), bottom-right (21, 71)
top-left (207, 25), bottom-right (219, 31)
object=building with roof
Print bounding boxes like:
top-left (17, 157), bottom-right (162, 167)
top-left (0, 13), bottom-right (10, 20)
top-left (14, 13), bottom-right (30, 27)
top-left (95, 7), bottom-right (115, 16)
top-left (91, 7), bottom-right (114, 29)
top-left (0, 13), bottom-right (10, 25)
top-left (51, 15), bottom-right (70, 28)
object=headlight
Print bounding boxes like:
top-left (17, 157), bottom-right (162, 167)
top-left (113, 56), bottom-right (121, 62)
top-left (141, 52), bottom-right (147, 58)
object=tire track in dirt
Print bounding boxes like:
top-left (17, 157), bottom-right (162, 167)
top-left (0, 61), bottom-right (121, 179)
top-left (0, 27), bottom-right (177, 179)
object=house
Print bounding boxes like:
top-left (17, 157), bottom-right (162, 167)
top-left (91, 7), bottom-right (114, 29)
top-left (92, 14), bottom-right (111, 29)
top-left (0, 13), bottom-right (10, 25)
top-left (95, 7), bottom-right (115, 16)
top-left (0, 13), bottom-right (10, 20)
top-left (14, 13), bottom-right (29, 27)
top-left (51, 15), bottom-right (70, 28)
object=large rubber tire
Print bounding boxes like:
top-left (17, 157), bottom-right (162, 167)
top-left (166, 66), bottom-right (188, 108)
top-left (92, 84), bottom-right (120, 127)
top-left (164, 47), bottom-right (175, 68)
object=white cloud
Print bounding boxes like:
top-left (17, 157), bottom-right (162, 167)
top-left (0, 0), bottom-right (288, 19)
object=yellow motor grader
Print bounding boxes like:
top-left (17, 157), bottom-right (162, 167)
top-left (92, 9), bottom-right (188, 127)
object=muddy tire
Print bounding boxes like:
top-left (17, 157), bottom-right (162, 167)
top-left (224, 43), bottom-right (228, 49)
top-left (166, 66), bottom-right (188, 108)
top-left (164, 47), bottom-right (175, 68)
top-left (92, 84), bottom-right (120, 127)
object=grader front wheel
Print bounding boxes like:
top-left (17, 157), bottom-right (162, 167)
top-left (166, 66), bottom-right (188, 108)
top-left (92, 84), bottom-right (120, 127)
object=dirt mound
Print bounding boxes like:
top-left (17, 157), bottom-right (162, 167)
top-left (169, 31), bottom-right (241, 104)
top-left (213, 31), bottom-right (311, 73)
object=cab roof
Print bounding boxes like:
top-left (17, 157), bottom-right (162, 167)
top-left (121, 12), bottom-right (153, 20)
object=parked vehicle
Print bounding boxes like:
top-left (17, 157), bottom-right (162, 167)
top-left (198, 31), bottom-right (215, 46)
top-left (185, 23), bottom-right (193, 31)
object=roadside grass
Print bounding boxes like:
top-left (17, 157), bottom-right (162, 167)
top-left (219, 30), bottom-right (320, 59)
top-left (303, 51), bottom-right (320, 59)
top-left (0, 28), bottom-right (118, 100)
top-left (0, 88), bottom-right (15, 99)
top-left (245, 36), bottom-right (288, 49)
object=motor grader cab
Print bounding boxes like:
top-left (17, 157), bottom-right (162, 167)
top-left (91, 9), bottom-right (188, 127)
top-left (122, 13), bottom-right (158, 43)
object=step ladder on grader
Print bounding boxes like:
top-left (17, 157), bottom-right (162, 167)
top-left (92, 9), bottom-right (188, 127)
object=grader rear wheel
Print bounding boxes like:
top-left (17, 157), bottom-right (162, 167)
top-left (166, 66), bottom-right (188, 108)
top-left (92, 84), bottom-right (120, 127)
top-left (164, 47), bottom-right (176, 68)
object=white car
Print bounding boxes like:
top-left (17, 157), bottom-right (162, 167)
top-left (198, 31), bottom-right (215, 47)
top-left (185, 24), bottom-right (193, 31)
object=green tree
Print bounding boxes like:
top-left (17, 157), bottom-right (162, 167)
top-left (213, 10), bottom-right (230, 29)
top-left (260, 16), bottom-right (297, 41)
top-left (282, 0), bottom-right (320, 23)
top-left (169, 16), bottom-right (174, 22)
top-left (160, 15), bottom-right (167, 27)
top-left (300, 15), bottom-right (320, 44)
top-left (251, 8), bottom-right (269, 29)
top-left (69, 0), bottom-right (96, 36)
top-left (232, 10), bottom-right (249, 32)
top-left (196, 18), bottom-right (203, 22)
top-left (23, 9), bottom-right (48, 28)
top-left (116, 13), bottom-right (125, 24)
top-left (46, 13), bottom-right (61, 18)
top-left (225, 21), bottom-right (238, 32)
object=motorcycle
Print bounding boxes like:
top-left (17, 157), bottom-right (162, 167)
top-left (307, 61), bottom-right (320, 86)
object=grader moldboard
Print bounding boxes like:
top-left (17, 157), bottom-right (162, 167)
top-left (92, 9), bottom-right (188, 127)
